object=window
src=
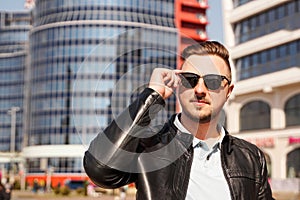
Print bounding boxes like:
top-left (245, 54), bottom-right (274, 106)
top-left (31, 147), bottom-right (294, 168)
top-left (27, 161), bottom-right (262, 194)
top-left (285, 94), bottom-right (300, 127)
top-left (236, 40), bottom-right (300, 80)
top-left (240, 101), bottom-right (271, 131)
top-left (287, 148), bottom-right (300, 178)
top-left (234, 0), bottom-right (298, 44)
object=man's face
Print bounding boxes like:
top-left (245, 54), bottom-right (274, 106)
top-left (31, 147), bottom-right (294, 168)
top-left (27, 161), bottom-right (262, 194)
top-left (178, 55), bottom-right (234, 123)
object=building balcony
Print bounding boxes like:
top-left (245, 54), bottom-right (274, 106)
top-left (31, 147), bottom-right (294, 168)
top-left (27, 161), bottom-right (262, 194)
top-left (180, 27), bottom-right (208, 41)
top-left (181, 0), bottom-right (209, 9)
top-left (180, 12), bottom-right (208, 25)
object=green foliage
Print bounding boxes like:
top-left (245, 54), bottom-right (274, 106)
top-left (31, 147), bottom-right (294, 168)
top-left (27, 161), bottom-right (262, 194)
top-left (59, 185), bottom-right (71, 196)
top-left (53, 186), bottom-right (60, 195)
top-left (76, 187), bottom-right (84, 195)
top-left (13, 180), bottom-right (21, 190)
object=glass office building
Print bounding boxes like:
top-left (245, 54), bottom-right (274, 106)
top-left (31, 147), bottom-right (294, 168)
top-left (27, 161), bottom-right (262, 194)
top-left (24, 0), bottom-right (178, 185)
top-left (0, 11), bottom-right (31, 178)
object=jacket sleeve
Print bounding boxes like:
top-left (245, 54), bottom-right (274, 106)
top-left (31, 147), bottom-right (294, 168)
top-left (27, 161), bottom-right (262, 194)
top-left (258, 149), bottom-right (275, 200)
top-left (83, 88), bottom-right (165, 189)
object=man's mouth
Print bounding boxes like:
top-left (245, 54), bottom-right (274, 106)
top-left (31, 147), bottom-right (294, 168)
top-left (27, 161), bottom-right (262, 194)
top-left (191, 98), bottom-right (209, 105)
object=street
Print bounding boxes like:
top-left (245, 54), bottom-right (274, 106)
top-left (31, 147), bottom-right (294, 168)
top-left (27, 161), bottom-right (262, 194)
top-left (11, 190), bottom-right (135, 200)
top-left (11, 190), bottom-right (300, 200)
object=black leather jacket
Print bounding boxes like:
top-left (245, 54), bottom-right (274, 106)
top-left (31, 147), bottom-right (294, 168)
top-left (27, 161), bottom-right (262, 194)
top-left (84, 88), bottom-right (274, 200)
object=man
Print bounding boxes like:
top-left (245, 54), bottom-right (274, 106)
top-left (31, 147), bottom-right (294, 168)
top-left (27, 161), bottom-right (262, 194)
top-left (84, 41), bottom-right (274, 199)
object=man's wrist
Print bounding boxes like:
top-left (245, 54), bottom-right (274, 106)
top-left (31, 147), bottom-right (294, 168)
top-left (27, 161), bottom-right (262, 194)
top-left (148, 85), bottom-right (164, 98)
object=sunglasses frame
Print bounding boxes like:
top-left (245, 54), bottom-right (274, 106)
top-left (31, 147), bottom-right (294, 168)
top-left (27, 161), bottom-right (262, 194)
top-left (179, 72), bottom-right (231, 90)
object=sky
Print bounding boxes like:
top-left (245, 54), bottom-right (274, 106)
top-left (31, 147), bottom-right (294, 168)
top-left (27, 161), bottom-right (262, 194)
top-left (207, 0), bottom-right (224, 42)
top-left (0, 0), bottom-right (224, 42)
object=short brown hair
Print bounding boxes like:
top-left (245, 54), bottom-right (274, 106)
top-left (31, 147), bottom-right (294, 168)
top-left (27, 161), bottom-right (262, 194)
top-left (181, 41), bottom-right (231, 79)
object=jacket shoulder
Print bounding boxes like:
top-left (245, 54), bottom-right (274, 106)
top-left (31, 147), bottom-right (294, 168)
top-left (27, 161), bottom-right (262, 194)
top-left (224, 135), bottom-right (265, 157)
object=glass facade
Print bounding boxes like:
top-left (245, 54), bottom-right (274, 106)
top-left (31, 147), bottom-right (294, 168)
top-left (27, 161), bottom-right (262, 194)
top-left (233, 0), bottom-right (300, 80)
top-left (27, 0), bottom-right (178, 174)
top-left (27, 157), bottom-right (83, 173)
top-left (235, 39), bottom-right (300, 80)
top-left (34, 0), bottom-right (175, 27)
top-left (232, 0), bottom-right (254, 8)
top-left (0, 12), bottom-right (31, 152)
top-left (234, 0), bottom-right (300, 44)
top-left (0, 55), bottom-right (24, 152)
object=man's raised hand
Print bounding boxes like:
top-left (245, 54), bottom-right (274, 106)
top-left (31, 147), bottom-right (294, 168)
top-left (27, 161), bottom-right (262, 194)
top-left (149, 68), bottom-right (182, 99)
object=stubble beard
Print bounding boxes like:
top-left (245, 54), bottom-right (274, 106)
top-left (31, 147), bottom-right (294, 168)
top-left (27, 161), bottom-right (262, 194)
top-left (183, 107), bottom-right (215, 124)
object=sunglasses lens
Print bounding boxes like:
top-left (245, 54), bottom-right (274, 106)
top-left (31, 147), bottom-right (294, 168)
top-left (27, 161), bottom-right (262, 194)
top-left (180, 73), bottom-right (223, 90)
top-left (180, 74), bottom-right (199, 88)
top-left (203, 75), bottom-right (222, 90)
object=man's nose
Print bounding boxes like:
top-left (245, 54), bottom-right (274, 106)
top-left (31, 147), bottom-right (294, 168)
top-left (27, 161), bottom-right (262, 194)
top-left (194, 78), bottom-right (207, 94)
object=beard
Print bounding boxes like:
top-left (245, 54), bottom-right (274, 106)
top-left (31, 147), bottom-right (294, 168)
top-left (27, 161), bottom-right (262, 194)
top-left (182, 107), bottom-right (217, 124)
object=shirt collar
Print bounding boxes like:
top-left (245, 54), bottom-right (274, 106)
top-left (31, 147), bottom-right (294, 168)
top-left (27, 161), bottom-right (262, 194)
top-left (174, 114), bottom-right (225, 149)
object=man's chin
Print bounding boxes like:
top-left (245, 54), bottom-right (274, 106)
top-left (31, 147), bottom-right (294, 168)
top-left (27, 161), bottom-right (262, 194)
top-left (198, 117), bottom-right (212, 124)
top-left (188, 114), bottom-right (212, 124)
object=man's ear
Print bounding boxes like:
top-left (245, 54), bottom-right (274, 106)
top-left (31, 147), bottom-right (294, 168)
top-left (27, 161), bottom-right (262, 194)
top-left (226, 84), bottom-right (234, 100)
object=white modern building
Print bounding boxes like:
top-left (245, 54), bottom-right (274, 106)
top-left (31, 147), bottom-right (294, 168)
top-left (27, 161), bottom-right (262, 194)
top-left (222, 0), bottom-right (300, 191)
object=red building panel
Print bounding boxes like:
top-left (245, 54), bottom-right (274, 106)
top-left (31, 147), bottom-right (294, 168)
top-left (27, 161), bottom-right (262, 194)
top-left (175, 0), bottom-right (209, 69)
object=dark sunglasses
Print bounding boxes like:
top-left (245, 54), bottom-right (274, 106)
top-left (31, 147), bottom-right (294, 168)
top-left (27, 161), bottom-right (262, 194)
top-left (179, 72), bottom-right (231, 90)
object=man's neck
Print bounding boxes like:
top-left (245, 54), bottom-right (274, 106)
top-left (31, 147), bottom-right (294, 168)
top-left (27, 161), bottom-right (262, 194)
top-left (180, 114), bottom-right (220, 140)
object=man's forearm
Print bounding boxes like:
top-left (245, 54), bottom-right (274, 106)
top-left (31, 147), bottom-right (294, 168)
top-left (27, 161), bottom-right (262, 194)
top-left (84, 88), bottom-right (165, 188)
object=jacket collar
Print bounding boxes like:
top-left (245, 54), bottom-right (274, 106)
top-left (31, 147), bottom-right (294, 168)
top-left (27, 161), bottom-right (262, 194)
top-left (168, 114), bottom-right (194, 148)
top-left (221, 130), bottom-right (233, 154)
top-left (169, 114), bottom-right (233, 153)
